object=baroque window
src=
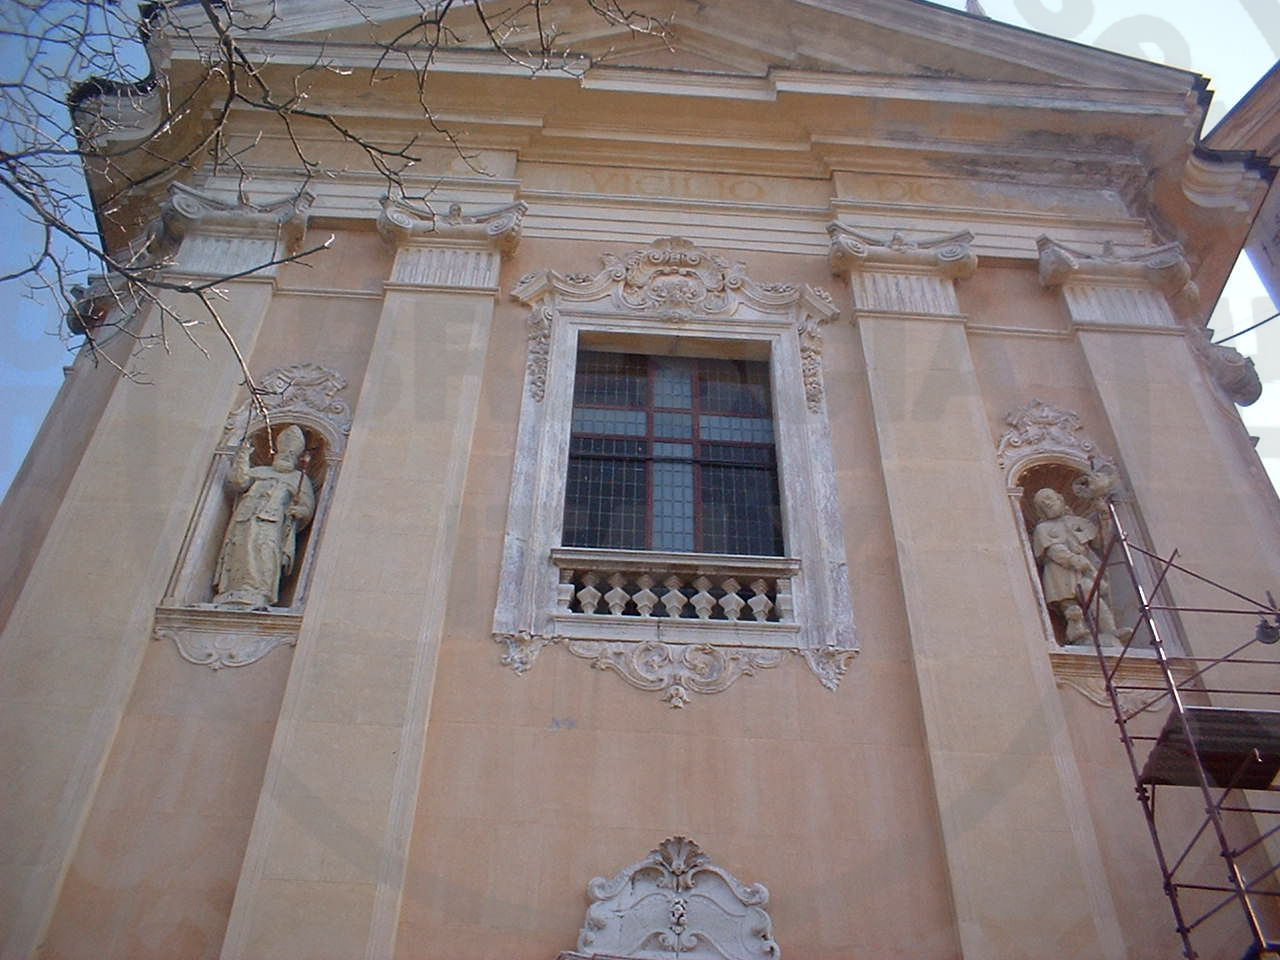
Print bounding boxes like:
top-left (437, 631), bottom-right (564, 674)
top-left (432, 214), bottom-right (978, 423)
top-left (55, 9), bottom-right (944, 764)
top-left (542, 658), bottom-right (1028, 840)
top-left (492, 237), bottom-right (857, 706)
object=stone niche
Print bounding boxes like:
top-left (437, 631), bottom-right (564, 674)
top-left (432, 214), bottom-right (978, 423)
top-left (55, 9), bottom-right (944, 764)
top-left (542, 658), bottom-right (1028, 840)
top-left (996, 399), bottom-right (1146, 651)
top-left (154, 363), bottom-right (351, 668)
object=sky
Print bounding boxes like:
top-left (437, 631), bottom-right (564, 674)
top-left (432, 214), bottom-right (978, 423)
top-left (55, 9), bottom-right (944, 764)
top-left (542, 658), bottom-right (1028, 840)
top-left (0, 0), bottom-right (1278, 496)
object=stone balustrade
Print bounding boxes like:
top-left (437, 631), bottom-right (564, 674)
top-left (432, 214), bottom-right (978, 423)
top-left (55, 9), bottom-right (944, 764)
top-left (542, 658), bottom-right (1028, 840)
top-left (550, 547), bottom-right (799, 623)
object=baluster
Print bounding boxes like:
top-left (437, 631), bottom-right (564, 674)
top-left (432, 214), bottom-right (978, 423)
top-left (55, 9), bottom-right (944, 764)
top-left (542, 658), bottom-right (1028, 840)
top-left (604, 572), bottom-right (630, 615)
top-left (774, 577), bottom-right (793, 622)
top-left (747, 579), bottom-right (773, 621)
top-left (718, 578), bottom-right (745, 621)
top-left (577, 572), bottom-right (602, 614)
top-left (633, 574), bottom-right (658, 617)
top-left (691, 576), bottom-right (715, 620)
top-left (556, 569), bottom-right (576, 612)
top-left (660, 576), bottom-right (688, 617)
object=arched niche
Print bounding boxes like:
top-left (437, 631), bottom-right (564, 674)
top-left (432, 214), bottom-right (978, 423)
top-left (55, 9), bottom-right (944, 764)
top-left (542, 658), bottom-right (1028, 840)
top-left (996, 400), bottom-right (1180, 657)
top-left (1011, 456), bottom-right (1141, 649)
top-left (154, 364), bottom-right (351, 668)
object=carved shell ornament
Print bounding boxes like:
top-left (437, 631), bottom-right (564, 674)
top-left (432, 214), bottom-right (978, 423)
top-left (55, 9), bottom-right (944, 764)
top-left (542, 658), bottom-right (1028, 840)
top-left (576, 837), bottom-right (779, 959)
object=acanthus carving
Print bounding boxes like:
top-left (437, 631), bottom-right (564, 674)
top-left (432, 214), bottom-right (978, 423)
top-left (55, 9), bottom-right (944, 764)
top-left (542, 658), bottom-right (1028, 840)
top-left (222, 363), bottom-right (352, 451)
top-left (576, 837), bottom-right (779, 959)
top-left (1049, 653), bottom-right (1188, 719)
top-left (495, 630), bottom-right (561, 674)
top-left (802, 646), bottom-right (859, 691)
top-left (608, 237), bottom-right (746, 319)
top-left (1189, 325), bottom-right (1263, 406)
top-left (377, 196), bottom-right (526, 252)
top-left (1056, 675), bottom-right (1157, 717)
top-left (564, 639), bottom-right (787, 708)
top-left (798, 319), bottom-right (824, 412)
top-left (995, 399), bottom-right (1097, 470)
top-left (827, 222), bottom-right (977, 278)
top-left (511, 237), bottom-right (837, 328)
top-left (526, 305), bottom-right (553, 402)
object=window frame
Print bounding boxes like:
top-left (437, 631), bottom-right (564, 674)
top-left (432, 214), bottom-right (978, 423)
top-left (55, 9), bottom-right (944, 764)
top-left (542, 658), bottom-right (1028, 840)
top-left (493, 239), bottom-right (857, 699)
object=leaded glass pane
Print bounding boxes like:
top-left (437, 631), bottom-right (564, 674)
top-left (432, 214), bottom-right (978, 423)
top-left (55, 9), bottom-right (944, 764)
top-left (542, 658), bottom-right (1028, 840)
top-left (701, 463), bottom-right (783, 556)
top-left (653, 357), bottom-right (695, 409)
top-left (652, 459), bottom-right (695, 551)
top-left (567, 350), bottom-right (782, 556)
top-left (653, 411), bottom-right (693, 438)
top-left (699, 414), bottom-right (775, 445)
top-left (698, 358), bottom-right (771, 416)
top-left (574, 351), bottom-right (646, 407)
top-left (572, 407), bottom-right (647, 436)
top-left (564, 437), bottom-right (646, 549)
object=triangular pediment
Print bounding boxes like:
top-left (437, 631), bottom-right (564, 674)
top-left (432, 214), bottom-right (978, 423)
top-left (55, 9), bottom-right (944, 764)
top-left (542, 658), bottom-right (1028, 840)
top-left (201, 0), bottom-right (1200, 93)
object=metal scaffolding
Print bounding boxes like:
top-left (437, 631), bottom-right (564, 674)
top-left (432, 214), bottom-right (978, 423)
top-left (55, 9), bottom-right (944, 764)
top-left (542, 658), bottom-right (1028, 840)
top-left (1083, 500), bottom-right (1280, 960)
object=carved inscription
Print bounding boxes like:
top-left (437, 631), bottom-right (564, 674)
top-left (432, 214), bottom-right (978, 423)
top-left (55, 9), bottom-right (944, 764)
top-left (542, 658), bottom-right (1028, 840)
top-left (522, 164), bottom-right (831, 205)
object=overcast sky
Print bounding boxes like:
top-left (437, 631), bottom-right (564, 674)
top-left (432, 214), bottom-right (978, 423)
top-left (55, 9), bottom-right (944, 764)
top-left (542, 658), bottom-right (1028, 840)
top-left (0, 0), bottom-right (1278, 496)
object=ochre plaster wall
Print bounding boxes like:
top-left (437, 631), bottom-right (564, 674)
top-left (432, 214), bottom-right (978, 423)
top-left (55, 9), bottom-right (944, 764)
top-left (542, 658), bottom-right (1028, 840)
top-left (392, 241), bottom-right (961, 960)
top-left (32, 230), bottom-right (390, 960)
top-left (961, 261), bottom-right (1280, 957)
top-left (0, 333), bottom-right (130, 636)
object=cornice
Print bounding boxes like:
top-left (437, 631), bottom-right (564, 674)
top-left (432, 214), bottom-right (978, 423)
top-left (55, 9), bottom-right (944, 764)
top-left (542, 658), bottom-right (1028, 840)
top-left (171, 38), bottom-right (1199, 122)
top-left (167, 0), bottom-right (1201, 95)
top-left (792, 0), bottom-right (1201, 93)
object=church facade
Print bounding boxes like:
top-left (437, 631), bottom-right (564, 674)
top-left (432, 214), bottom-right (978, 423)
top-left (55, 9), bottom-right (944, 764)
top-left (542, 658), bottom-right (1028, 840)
top-left (2, 2), bottom-right (1279, 959)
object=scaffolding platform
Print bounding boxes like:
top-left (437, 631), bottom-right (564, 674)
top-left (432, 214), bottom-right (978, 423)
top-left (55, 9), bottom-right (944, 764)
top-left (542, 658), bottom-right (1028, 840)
top-left (1141, 707), bottom-right (1280, 791)
top-left (1078, 501), bottom-right (1280, 959)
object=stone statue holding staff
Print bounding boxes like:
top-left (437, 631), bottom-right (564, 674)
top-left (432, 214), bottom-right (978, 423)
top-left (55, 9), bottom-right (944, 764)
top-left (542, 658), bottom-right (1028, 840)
top-left (213, 424), bottom-right (314, 609)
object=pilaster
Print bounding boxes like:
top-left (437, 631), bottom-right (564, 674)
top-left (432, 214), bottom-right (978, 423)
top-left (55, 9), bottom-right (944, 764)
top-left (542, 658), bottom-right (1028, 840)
top-left (0, 187), bottom-right (296, 960)
top-left (831, 223), bottom-right (1125, 960)
top-left (218, 198), bottom-right (523, 960)
top-left (1038, 236), bottom-right (1280, 638)
top-left (1036, 235), bottom-right (1198, 330)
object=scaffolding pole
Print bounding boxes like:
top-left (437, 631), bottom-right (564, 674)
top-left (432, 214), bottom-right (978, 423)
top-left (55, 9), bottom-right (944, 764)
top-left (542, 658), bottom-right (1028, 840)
top-left (1081, 501), bottom-right (1280, 960)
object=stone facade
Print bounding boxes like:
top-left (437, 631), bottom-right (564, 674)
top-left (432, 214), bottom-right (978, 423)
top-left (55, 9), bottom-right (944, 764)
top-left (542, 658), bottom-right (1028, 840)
top-left (2, 2), bottom-right (1279, 960)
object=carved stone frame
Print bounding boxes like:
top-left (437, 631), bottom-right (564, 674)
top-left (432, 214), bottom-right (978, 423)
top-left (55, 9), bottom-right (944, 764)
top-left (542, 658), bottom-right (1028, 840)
top-left (154, 363), bottom-right (352, 668)
top-left (492, 238), bottom-right (857, 705)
